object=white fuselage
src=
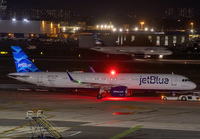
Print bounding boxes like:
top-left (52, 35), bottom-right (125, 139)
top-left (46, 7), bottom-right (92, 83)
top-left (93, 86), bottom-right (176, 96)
top-left (8, 72), bottom-right (196, 91)
top-left (90, 46), bottom-right (173, 56)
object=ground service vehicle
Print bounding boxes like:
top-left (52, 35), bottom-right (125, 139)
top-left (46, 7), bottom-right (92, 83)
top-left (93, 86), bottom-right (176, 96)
top-left (162, 92), bottom-right (200, 101)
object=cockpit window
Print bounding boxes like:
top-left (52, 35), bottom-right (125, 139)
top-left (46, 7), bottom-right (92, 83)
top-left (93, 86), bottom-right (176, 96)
top-left (182, 79), bottom-right (191, 82)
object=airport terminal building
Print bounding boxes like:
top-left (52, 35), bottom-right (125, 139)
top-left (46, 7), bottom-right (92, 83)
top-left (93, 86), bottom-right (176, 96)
top-left (0, 19), bottom-right (197, 47)
top-left (0, 20), bottom-right (60, 38)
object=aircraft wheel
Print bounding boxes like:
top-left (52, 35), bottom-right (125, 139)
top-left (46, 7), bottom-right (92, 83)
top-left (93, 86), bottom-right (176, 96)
top-left (97, 94), bottom-right (102, 99)
top-left (181, 96), bottom-right (187, 101)
top-left (163, 97), bottom-right (167, 101)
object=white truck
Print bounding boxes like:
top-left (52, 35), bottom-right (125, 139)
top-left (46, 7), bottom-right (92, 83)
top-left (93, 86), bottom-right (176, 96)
top-left (162, 92), bottom-right (200, 101)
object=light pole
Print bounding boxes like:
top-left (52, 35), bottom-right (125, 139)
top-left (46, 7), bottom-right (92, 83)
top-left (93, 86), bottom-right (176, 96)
top-left (140, 22), bottom-right (145, 30)
top-left (191, 22), bottom-right (194, 29)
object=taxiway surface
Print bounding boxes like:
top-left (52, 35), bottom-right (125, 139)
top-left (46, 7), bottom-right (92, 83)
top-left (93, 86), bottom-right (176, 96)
top-left (0, 90), bottom-right (200, 138)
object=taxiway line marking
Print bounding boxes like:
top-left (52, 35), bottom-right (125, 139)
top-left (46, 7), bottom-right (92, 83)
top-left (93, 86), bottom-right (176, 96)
top-left (110, 125), bottom-right (142, 139)
top-left (69, 131), bottom-right (82, 136)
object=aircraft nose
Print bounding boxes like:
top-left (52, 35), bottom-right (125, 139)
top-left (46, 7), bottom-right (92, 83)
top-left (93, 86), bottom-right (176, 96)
top-left (167, 50), bottom-right (173, 55)
top-left (191, 82), bottom-right (197, 90)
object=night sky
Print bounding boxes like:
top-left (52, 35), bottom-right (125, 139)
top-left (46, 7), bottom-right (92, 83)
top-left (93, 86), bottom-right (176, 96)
top-left (7, 0), bottom-right (200, 18)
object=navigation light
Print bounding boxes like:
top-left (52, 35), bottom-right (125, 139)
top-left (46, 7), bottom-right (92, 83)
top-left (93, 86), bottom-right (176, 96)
top-left (110, 70), bottom-right (116, 75)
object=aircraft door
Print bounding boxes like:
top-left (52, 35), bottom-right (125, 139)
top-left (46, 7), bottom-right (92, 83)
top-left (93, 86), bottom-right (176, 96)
top-left (171, 76), bottom-right (177, 86)
top-left (37, 74), bottom-right (43, 85)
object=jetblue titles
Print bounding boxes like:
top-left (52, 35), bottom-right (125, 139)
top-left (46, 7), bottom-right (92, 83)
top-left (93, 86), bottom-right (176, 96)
top-left (18, 63), bottom-right (31, 68)
top-left (139, 76), bottom-right (169, 86)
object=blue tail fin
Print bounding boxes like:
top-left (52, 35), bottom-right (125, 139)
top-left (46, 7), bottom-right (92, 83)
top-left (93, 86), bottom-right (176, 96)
top-left (11, 46), bottom-right (41, 73)
top-left (94, 34), bottom-right (104, 47)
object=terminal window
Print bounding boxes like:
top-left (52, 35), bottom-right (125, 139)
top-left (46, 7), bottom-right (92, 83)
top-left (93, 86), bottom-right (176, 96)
top-left (173, 36), bottom-right (177, 44)
top-left (131, 36), bottom-right (135, 41)
top-left (148, 36), bottom-right (152, 42)
top-left (181, 36), bottom-right (185, 43)
top-left (165, 36), bottom-right (168, 46)
top-left (156, 36), bottom-right (160, 46)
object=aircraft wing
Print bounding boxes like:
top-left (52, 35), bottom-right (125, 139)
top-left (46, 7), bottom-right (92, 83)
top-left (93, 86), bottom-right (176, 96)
top-left (90, 47), bottom-right (132, 55)
top-left (66, 71), bottom-right (119, 89)
top-left (90, 46), bottom-right (173, 56)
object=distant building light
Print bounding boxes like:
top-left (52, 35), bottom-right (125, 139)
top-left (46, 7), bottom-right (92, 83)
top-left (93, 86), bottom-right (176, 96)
top-left (113, 28), bottom-right (117, 32)
top-left (97, 25), bottom-right (99, 28)
top-left (12, 18), bottom-right (16, 21)
top-left (0, 51), bottom-right (8, 55)
top-left (111, 25), bottom-right (114, 28)
top-left (63, 27), bottom-right (66, 31)
top-left (191, 30), bottom-right (194, 33)
top-left (101, 25), bottom-right (103, 28)
top-left (105, 25), bottom-right (107, 28)
top-left (119, 28), bottom-right (123, 32)
top-left (135, 27), bottom-right (138, 31)
top-left (159, 55), bottom-right (163, 59)
top-left (72, 28), bottom-right (78, 31)
top-left (126, 29), bottom-right (129, 31)
top-left (23, 19), bottom-right (28, 22)
top-left (145, 28), bottom-right (148, 31)
top-left (151, 29), bottom-right (154, 32)
top-left (140, 22), bottom-right (145, 25)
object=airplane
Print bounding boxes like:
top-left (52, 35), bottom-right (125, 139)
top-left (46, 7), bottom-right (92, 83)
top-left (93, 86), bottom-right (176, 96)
top-left (8, 46), bottom-right (196, 99)
top-left (91, 34), bottom-right (173, 59)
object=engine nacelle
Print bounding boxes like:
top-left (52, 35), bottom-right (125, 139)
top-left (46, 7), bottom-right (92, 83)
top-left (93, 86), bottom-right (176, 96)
top-left (110, 86), bottom-right (127, 97)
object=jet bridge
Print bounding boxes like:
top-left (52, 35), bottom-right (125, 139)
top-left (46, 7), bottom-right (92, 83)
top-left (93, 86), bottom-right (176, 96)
top-left (26, 110), bottom-right (63, 139)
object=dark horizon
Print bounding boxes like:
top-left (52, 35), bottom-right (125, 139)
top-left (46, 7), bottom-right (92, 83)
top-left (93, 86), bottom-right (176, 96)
top-left (6, 0), bottom-right (200, 18)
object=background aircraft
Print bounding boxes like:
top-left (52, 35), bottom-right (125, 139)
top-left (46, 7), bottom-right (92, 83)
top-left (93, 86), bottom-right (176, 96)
top-left (91, 34), bottom-right (173, 59)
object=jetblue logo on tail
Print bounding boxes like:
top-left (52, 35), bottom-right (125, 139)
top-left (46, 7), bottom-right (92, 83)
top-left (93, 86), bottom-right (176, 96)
top-left (18, 63), bottom-right (31, 68)
top-left (11, 46), bottom-right (41, 73)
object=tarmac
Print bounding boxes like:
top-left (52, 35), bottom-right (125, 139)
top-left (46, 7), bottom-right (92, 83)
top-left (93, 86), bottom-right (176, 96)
top-left (1, 90), bottom-right (200, 138)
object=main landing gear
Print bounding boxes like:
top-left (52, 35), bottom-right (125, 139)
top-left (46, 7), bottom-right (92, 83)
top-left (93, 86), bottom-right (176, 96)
top-left (97, 94), bottom-right (102, 99)
top-left (97, 88), bottom-right (108, 99)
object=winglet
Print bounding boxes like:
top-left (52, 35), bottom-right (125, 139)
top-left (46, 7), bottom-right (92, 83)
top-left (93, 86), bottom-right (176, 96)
top-left (66, 70), bottom-right (77, 83)
top-left (90, 67), bottom-right (95, 73)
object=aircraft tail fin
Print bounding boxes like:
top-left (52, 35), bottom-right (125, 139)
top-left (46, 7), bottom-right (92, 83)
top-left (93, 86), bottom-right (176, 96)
top-left (94, 34), bottom-right (104, 47)
top-left (11, 46), bottom-right (41, 73)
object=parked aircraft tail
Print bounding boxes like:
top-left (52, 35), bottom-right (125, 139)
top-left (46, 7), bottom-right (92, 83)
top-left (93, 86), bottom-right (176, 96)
top-left (94, 34), bottom-right (104, 47)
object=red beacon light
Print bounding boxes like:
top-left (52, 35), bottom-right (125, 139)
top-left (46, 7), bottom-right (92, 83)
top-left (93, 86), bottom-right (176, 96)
top-left (110, 70), bottom-right (116, 75)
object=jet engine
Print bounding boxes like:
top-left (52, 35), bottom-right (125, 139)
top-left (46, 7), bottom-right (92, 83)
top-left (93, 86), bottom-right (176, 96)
top-left (110, 86), bottom-right (127, 97)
